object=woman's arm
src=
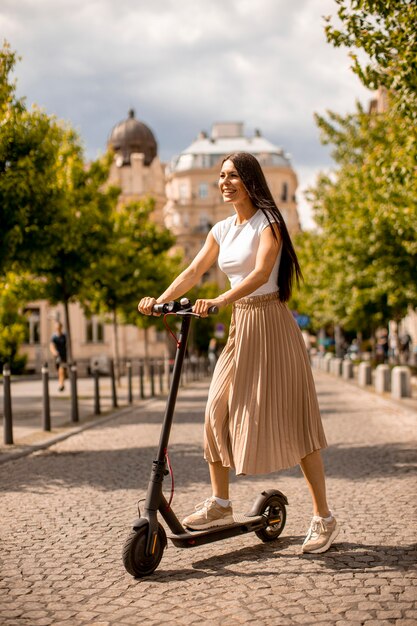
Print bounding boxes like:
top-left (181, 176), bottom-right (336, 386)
top-left (138, 231), bottom-right (219, 314)
top-left (193, 224), bottom-right (281, 315)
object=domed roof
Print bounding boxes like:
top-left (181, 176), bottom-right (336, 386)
top-left (108, 109), bottom-right (157, 166)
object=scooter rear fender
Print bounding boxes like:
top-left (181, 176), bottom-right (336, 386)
top-left (245, 489), bottom-right (288, 517)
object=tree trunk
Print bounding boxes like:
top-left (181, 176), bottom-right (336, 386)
top-left (63, 298), bottom-right (73, 364)
top-left (334, 324), bottom-right (344, 358)
top-left (112, 308), bottom-right (121, 385)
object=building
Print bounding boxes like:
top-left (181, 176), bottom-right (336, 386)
top-left (107, 109), bottom-right (166, 222)
top-left (164, 122), bottom-right (300, 285)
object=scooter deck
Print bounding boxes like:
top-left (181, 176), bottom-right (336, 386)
top-left (166, 513), bottom-right (265, 548)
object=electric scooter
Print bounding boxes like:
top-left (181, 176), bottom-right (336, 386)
top-left (122, 298), bottom-right (288, 577)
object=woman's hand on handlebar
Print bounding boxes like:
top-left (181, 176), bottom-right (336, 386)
top-left (138, 296), bottom-right (159, 316)
top-left (193, 297), bottom-right (226, 318)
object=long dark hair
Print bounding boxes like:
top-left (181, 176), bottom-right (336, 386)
top-left (221, 152), bottom-right (302, 302)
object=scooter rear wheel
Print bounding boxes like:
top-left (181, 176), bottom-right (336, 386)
top-left (122, 524), bottom-right (166, 577)
top-left (255, 495), bottom-right (286, 542)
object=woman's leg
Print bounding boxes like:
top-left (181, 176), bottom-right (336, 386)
top-left (300, 449), bottom-right (330, 518)
top-left (209, 461), bottom-right (230, 500)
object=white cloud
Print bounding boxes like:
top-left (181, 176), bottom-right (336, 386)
top-left (0, 0), bottom-right (371, 227)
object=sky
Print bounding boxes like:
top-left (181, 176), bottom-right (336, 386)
top-left (1, 0), bottom-right (371, 228)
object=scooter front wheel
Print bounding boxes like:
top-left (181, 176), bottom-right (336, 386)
top-left (122, 524), bottom-right (166, 577)
top-left (255, 495), bottom-right (286, 542)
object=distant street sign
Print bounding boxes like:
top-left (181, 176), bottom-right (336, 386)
top-left (214, 323), bottom-right (225, 339)
top-left (294, 314), bottom-right (310, 329)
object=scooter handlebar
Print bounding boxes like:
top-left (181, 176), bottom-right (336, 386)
top-left (152, 301), bottom-right (218, 316)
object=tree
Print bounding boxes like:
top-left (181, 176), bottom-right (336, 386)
top-left (0, 273), bottom-right (29, 373)
top-left (324, 0), bottom-right (417, 119)
top-left (29, 141), bottom-right (118, 363)
top-left (294, 103), bottom-right (417, 336)
top-left (83, 197), bottom-right (180, 378)
top-left (292, 1), bottom-right (417, 341)
top-left (0, 42), bottom-right (68, 274)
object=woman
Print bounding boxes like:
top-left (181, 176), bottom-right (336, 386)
top-left (138, 152), bottom-right (340, 554)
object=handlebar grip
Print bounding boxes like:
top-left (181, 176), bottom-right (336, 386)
top-left (150, 301), bottom-right (218, 315)
top-left (152, 302), bottom-right (175, 314)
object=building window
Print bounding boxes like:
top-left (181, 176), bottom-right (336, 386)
top-left (198, 183), bottom-right (209, 199)
top-left (179, 183), bottom-right (188, 203)
top-left (281, 182), bottom-right (288, 202)
top-left (23, 308), bottom-right (40, 344)
top-left (86, 318), bottom-right (104, 343)
top-left (198, 214), bottom-right (211, 233)
top-left (172, 212), bottom-right (181, 227)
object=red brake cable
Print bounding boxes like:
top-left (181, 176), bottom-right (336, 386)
top-left (163, 313), bottom-right (181, 348)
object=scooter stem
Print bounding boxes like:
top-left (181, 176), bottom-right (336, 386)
top-left (156, 313), bottom-right (191, 460)
top-left (143, 312), bottom-right (192, 554)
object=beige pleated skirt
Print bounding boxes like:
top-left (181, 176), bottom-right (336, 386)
top-left (204, 292), bottom-right (327, 475)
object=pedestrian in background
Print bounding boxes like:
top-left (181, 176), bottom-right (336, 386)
top-left (139, 152), bottom-right (339, 554)
top-left (49, 321), bottom-right (67, 391)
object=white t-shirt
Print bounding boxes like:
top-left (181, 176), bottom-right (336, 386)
top-left (211, 209), bottom-right (282, 297)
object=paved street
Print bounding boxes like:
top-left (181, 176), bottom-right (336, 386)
top-left (1, 370), bottom-right (416, 626)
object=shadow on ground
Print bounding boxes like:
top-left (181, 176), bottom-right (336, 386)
top-left (137, 539), bottom-right (417, 583)
top-left (1, 440), bottom-right (416, 492)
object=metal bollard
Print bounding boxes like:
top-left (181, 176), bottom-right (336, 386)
top-left (41, 362), bottom-right (51, 431)
top-left (158, 361), bottom-right (164, 394)
top-left (93, 366), bottom-right (101, 415)
top-left (127, 361), bottom-right (133, 404)
top-left (3, 363), bottom-right (13, 445)
top-left (139, 362), bottom-right (145, 399)
top-left (70, 362), bottom-right (79, 423)
top-left (150, 361), bottom-right (155, 397)
top-left (109, 359), bottom-right (118, 408)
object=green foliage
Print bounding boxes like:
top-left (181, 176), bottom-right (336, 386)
top-left (0, 41), bottom-right (21, 113)
top-left (29, 140), bottom-right (118, 306)
top-left (0, 42), bottom-right (69, 273)
top-left (0, 273), bottom-right (28, 373)
top-left (294, 2), bottom-right (417, 336)
top-left (295, 104), bottom-right (417, 333)
top-left (83, 197), bottom-right (180, 329)
top-left (324, 0), bottom-right (417, 119)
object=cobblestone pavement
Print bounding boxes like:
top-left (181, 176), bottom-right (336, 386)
top-left (1, 370), bottom-right (416, 626)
